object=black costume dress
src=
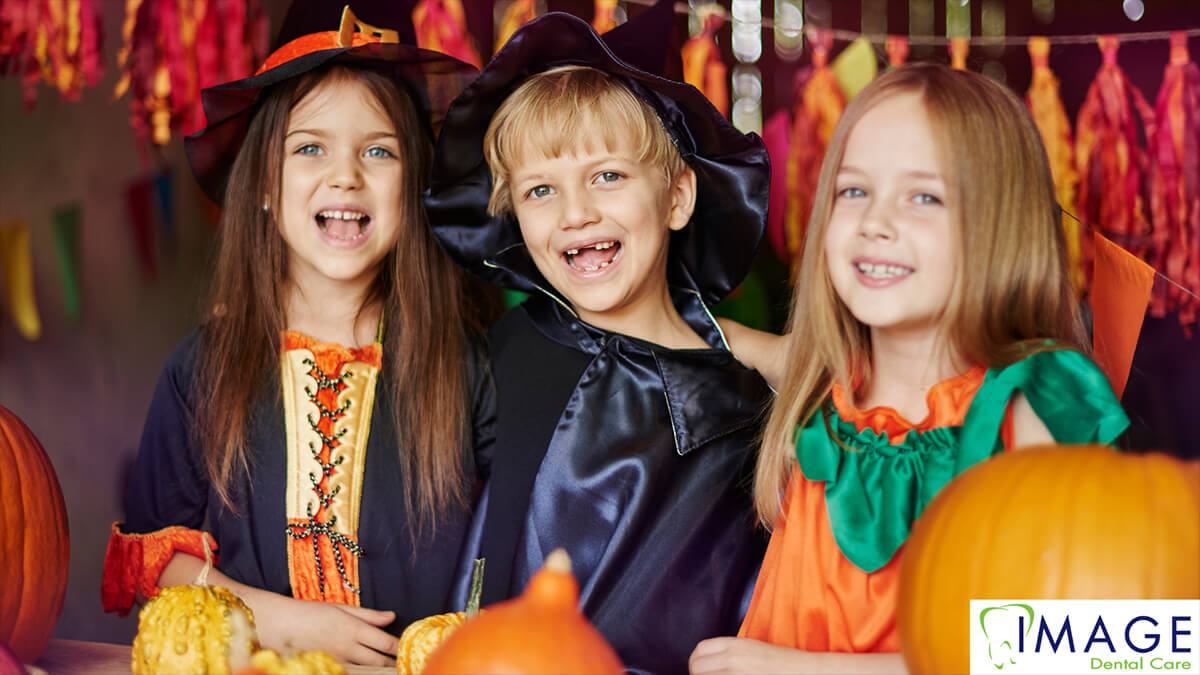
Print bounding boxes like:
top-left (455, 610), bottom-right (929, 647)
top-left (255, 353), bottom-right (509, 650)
top-left (103, 329), bottom-right (494, 634)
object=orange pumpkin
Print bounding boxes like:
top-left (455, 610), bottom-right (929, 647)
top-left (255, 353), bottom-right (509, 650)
top-left (897, 444), bottom-right (1200, 675)
top-left (0, 406), bottom-right (69, 664)
top-left (423, 550), bottom-right (624, 675)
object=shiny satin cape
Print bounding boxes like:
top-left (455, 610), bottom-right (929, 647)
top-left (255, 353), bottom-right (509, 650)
top-left (456, 292), bottom-right (771, 674)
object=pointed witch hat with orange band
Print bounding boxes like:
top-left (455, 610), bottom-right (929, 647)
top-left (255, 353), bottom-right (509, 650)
top-left (184, 3), bottom-right (477, 204)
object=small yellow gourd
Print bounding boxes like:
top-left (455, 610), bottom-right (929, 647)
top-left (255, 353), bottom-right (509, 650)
top-left (395, 558), bottom-right (485, 675)
top-left (131, 537), bottom-right (258, 675)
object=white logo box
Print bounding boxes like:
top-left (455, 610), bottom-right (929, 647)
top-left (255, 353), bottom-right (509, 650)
top-left (968, 599), bottom-right (1200, 675)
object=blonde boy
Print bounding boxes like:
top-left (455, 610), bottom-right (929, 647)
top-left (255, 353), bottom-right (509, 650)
top-left (425, 8), bottom-right (771, 673)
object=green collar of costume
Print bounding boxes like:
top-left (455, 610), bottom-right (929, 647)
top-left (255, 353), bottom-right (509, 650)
top-left (795, 348), bottom-right (1129, 573)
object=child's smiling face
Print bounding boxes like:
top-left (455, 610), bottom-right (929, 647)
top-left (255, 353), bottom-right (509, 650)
top-left (509, 139), bottom-right (695, 334)
top-left (278, 75), bottom-right (404, 293)
top-left (823, 90), bottom-right (959, 342)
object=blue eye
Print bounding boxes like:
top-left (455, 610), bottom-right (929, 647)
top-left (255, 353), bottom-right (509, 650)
top-left (365, 146), bottom-right (395, 159)
top-left (528, 185), bottom-right (554, 199)
top-left (837, 186), bottom-right (866, 199)
top-left (914, 193), bottom-right (942, 205)
top-left (295, 143), bottom-right (322, 156)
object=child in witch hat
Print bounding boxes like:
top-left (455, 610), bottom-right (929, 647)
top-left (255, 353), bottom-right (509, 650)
top-left (102, 3), bottom-right (496, 665)
top-left (424, 1), bottom-right (771, 672)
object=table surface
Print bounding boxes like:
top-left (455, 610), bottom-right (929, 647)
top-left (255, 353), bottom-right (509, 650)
top-left (34, 639), bottom-right (394, 674)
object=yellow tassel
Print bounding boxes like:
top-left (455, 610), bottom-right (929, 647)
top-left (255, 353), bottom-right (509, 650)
top-left (0, 221), bottom-right (43, 341)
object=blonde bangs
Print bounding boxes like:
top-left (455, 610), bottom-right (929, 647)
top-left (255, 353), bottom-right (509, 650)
top-left (485, 65), bottom-right (685, 215)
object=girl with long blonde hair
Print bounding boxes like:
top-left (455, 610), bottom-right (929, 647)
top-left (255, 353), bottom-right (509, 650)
top-left (692, 63), bottom-right (1128, 673)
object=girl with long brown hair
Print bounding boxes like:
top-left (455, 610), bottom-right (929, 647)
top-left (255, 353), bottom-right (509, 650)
top-left (690, 63), bottom-right (1128, 673)
top-left (100, 8), bottom-right (492, 666)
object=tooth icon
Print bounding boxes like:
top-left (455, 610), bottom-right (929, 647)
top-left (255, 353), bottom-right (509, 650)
top-left (979, 604), bottom-right (1035, 670)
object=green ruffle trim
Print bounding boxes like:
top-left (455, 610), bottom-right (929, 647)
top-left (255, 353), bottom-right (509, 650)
top-left (795, 348), bottom-right (1130, 574)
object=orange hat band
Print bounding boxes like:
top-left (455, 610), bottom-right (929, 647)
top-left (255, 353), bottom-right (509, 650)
top-left (255, 5), bottom-right (399, 75)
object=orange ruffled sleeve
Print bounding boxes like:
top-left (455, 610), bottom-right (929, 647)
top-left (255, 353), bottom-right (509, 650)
top-left (101, 521), bottom-right (218, 615)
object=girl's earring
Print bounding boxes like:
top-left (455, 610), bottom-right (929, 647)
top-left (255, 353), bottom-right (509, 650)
top-left (262, 198), bottom-right (270, 213)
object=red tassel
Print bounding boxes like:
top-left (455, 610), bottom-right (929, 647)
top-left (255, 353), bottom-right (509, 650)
top-left (1147, 31), bottom-right (1200, 331)
top-left (774, 27), bottom-right (845, 271)
top-left (0, 0), bottom-right (102, 107)
top-left (115, 0), bottom-right (269, 150)
top-left (1075, 35), bottom-right (1156, 295)
top-left (413, 0), bottom-right (482, 68)
top-left (885, 35), bottom-right (908, 68)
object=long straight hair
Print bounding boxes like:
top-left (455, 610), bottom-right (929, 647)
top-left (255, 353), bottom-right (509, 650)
top-left (754, 63), bottom-right (1088, 526)
top-left (193, 65), bottom-right (487, 535)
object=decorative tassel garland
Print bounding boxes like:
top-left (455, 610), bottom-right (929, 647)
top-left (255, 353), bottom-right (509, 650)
top-left (1075, 35), bottom-right (1156, 293)
top-left (1026, 36), bottom-right (1084, 295)
top-left (592, 0), bottom-right (619, 34)
top-left (495, 0), bottom-right (538, 54)
top-left (114, 0), bottom-right (269, 148)
top-left (1147, 31), bottom-right (1199, 331)
top-left (776, 27), bottom-right (845, 271)
top-left (0, 0), bottom-right (104, 108)
top-left (413, 0), bottom-right (482, 68)
top-left (681, 5), bottom-right (727, 116)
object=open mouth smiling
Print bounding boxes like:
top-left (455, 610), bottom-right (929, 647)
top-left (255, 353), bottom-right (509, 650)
top-left (316, 209), bottom-right (372, 242)
top-left (563, 240), bottom-right (622, 272)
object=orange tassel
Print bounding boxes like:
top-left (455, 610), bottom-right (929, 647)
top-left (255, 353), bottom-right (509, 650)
top-left (1026, 36), bottom-right (1084, 296)
top-left (592, 0), bottom-right (619, 34)
top-left (495, 0), bottom-right (538, 54)
top-left (779, 27), bottom-right (845, 271)
top-left (681, 5), bottom-right (727, 116)
top-left (1147, 31), bottom-right (1200, 331)
top-left (413, 0), bottom-right (482, 68)
top-left (1075, 35), bottom-right (1156, 295)
top-left (949, 36), bottom-right (968, 70)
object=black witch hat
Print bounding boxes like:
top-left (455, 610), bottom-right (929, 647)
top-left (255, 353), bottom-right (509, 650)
top-left (184, 3), bottom-right (477, 205)
top-left (424, 0), bottom-right (770, 307)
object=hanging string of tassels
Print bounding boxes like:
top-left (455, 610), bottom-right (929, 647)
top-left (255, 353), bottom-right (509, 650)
top-left (0, 0), bottom-right (104, 108)
top-left (413, 0), bottom-right (481, 68)
top-left (113, 0), bottom-right (269, 149)
top-left (1026, 36), bottom-right (1084, 295)
top-left (495, 0), bottom-right (538, 55)
top-left (1148, 31), bottom-right (1200, 331)
top-left (681, 4), bottom-right (727, 117)
top-left (1075, 35), bottom-right (1156, 293)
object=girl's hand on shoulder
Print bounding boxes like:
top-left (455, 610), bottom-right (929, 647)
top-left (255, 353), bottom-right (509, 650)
top-left (249, 591), bottom-right (398, 666)
top-left (717, 318), bottom-right (788, 390)
top-left (689, 636), bottom-right (809, 674)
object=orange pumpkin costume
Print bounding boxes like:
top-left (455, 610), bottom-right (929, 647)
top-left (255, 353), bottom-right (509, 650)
top-left (739, 350), bottom-right (1128, 652)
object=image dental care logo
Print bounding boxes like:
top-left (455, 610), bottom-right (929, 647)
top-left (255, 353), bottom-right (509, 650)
top-left (969, 600), bottom-right (1200, 675)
